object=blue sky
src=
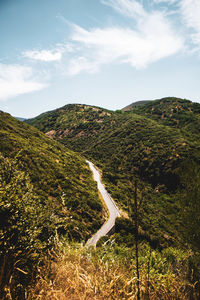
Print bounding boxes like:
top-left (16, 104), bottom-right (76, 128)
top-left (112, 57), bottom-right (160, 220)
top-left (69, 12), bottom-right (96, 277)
top-left (0, 0), bottom-right (200, 118)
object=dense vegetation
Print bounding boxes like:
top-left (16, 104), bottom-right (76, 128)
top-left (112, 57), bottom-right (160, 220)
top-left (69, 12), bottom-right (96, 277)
top-left (26, 104), bottom-right (115, 153)
top-left (13, 97), bottom-right (200, 297)
top-left (29, 239), bottom-right (195, 299)
top-left (133, 97), bottom-right (200, 137)
top-left (26, 98), bottom-right (200, 251)
top-left (0, 111), bottom-right (104, 298)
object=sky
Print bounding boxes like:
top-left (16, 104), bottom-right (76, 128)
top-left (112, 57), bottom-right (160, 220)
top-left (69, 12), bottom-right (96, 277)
top-left (0, 0), bottom-right (200, 118)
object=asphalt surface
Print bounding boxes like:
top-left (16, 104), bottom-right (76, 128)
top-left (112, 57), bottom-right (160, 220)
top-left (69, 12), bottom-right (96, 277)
top-left (86, 160), bottom-right (121, 247)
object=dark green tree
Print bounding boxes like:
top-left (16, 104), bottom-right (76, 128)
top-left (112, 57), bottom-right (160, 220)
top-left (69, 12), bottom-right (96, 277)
top-left (177, 161), bottom-right (200, 297)
top-left (178, 161), bottom-right (200, 251)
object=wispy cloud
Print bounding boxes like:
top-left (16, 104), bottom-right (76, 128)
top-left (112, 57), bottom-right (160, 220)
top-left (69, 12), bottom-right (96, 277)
top-left (180, 0), bottom-right (200, 50)
top-left (153, 0), bottom-right (177, 4)
top-left (68, 0), bottom-right (183, 75)
top-left (68, 56), bottom-right (99, 76)
top-left (23, 49), bottom-right (63, 62)
top-left (101, 0), bottom-right (146, 18)
top-left (19, 0), bottom-right (194, 79)
top-left (0, 64), bottom-right (47, 101)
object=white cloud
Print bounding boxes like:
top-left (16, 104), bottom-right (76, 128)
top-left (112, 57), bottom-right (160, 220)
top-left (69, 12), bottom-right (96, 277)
top-left (23, 49), bottom-right (62, 62)
top-left (0, 64), bottom-right (47, 101)
top-left (68, 56), bottom-right (99, 75)
top-left (180, 0), bottom-right (200, 49)
top-left (153, 0), bottom-right (177, 4)
top-left (68, 1), bottom-right (183, 75)
top-left (101, 0), bottom-right (146, 18)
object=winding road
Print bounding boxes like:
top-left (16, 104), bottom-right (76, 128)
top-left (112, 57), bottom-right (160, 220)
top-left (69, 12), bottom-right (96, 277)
top-left (86, 160), bottom-right (121, 247)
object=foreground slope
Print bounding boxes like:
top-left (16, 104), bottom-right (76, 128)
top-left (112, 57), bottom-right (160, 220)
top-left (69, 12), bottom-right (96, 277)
top-left (0, 111), bottom-right (103, 240)
top-left (26, 100), bottom-right (200, 249)
top-left (0, 111), bottom-right (104, 298)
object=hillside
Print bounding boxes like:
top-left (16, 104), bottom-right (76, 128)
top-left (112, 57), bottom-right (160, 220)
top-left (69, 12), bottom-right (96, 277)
top-left (0, 111), bottom-right (104, 239)
top-left (0, 111), bottom-right (104, 298)
top-left (132, 97), bottom-right (200, 136)
top-left (14, 116), bottom-right (26, 121)
top-left (85, 113), bottom-right (200, 249)
top-left (26, 104), bottom-right (115, 153)
top-left (122, 100), bottom-right (151, 111)
top-left (26, 99), bottom-right (200, 251)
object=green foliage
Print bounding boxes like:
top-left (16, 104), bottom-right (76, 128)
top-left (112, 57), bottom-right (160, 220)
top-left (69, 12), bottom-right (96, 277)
top-left (176, 161), bottom-right (200, 251)
top-left (0, 154), bottom-right (55, 298)
top-left (2, 98), bottom-right (200, 296)
top-left (0, 111), bottom-right (104, 298)
top-left (0, 111), bottom-right (103, 241)
top-left (94, 240), bottom-right (192, 298)
top-left (26, 100), bottom-right (200, 253)
top-left (29, 239), bottom-right (195, 299)
top-left (133, 97), bottom-right (200, 137)
top-left (26, 104), bottom-right (115, 153)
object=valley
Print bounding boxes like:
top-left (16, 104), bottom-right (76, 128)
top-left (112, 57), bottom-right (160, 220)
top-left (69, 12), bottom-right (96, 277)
top-left (1, 97), bottom-right (200, 299)
top-left (26, 97), bottom-right (200, 249)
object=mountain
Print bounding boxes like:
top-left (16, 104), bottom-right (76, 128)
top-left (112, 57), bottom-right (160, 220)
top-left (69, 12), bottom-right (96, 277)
top-left (26, 98), bottom-right (200, 250)
top-left (5, 98), bottom-right (200, 297)
top-left (122, 100), bottom-right (151, 111)
top-left (26, 104), bottom-right (115, 153)
top-left (0, 111), bottom-right (103, 298)
top-left (14, 116), bottom-right (26, 121)
top-left (133, 97), bottom-right (200, 135)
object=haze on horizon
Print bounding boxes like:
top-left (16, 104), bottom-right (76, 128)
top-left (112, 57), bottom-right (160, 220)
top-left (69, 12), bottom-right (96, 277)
top-left (0, 0), bottom-right (200, 118)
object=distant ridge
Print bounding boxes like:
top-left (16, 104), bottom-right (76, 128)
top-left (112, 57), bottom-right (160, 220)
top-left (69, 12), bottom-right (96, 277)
top-left (122, 100), bottom-right (151, 111)
top-left (14, 116), bottom-right (26, 121)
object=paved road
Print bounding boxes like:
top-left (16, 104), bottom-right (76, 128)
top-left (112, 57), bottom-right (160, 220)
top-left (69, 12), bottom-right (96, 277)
top-left (86, 160), bottom-right (121, 247)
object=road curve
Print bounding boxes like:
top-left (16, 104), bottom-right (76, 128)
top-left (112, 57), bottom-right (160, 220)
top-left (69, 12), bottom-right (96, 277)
top-left (86, 160), bottom-right (121, 247)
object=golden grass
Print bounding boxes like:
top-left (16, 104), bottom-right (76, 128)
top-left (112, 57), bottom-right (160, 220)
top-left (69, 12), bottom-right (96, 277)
top-left (29, 241), bottom-right (194, 300)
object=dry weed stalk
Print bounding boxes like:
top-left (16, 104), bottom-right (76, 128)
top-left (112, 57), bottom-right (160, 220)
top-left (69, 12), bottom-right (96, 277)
top-left (29, 242), bottom-right (192, 300)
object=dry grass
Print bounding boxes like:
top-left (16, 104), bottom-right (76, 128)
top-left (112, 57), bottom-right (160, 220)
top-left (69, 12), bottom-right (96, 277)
top-left (28, 242), bottom-right (194, 300)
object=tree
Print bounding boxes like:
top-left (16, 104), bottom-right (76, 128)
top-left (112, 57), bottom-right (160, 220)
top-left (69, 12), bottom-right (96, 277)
top-left (177, 161), bottom-right (200, 297)
top-left (128, 179), bottom-right (143, 300)
top-left (178, 161), bottom-right (200, 251)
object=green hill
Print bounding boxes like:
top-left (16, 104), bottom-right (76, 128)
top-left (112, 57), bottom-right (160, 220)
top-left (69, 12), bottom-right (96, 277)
top-left (26, 99), bottom-right (200, 251)
top-left (122, 100), bottom-right (151, 111)
top-left (0, 111), bottom-right (103, 298)
top-left (133, 97), bottom-right (200, 136)
top-left (26, 104), bottom-right (115, 153)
